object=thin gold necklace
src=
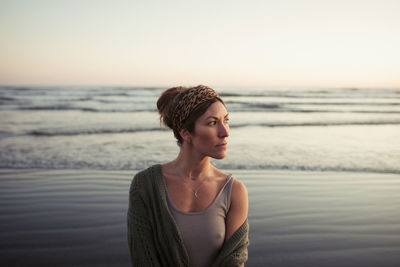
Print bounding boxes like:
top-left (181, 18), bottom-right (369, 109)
top-left (184, 176), bottom-right (209, 199)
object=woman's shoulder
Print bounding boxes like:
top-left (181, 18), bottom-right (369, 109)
top-left (133, 164), bottom-right (161, 178)
top-left (211, 166), bottom-right (231, 182)
top-left (231, 178), bottom-right (247, 195)
top-left (230, 177), bottom-right (248, 205)
top-left (213, 168), bottom-right (247, 202)
top-left (130, 164), bottom-right (162, 192)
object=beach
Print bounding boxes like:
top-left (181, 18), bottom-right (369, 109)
top-left (2, 0), bottom-right (400, 264)
top-left (1, 168), bottom-right (400, 267)
top-left (1, 86), bottom-right (399, 266)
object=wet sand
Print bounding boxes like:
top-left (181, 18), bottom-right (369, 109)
top-left (1, 168), bottom-right (399, 266)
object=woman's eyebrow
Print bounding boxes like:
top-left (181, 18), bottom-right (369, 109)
top-left (206, 113), bottom-right (229, 120)
top-left (206, 116), bottom-right (219, 120)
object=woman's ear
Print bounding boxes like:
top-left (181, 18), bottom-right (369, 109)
top-left (180, 129), bottom-right (192, 144)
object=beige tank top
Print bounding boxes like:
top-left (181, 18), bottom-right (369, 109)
top-left (165, 175), bottom-right (234, 267)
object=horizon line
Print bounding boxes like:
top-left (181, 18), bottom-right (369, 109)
top-left (1, 83), bottom-right (399, 90)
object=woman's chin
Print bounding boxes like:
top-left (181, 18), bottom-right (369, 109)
top-left (212, 152), bottom-right (227, 160)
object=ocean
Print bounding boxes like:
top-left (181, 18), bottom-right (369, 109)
top-left (1, 85), bottom-right (399, 173)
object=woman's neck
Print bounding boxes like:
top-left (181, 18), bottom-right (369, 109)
top-left (172, 147), bottom-right (212, 179)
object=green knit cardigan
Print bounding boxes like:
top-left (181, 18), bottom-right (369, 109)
top-left (127, 164), bottom-right (249, 267)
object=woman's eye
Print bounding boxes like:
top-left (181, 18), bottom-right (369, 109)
top-left (208, 121), bottom-right (216, 126)
top-left (224, 118), bottom-right (229, 124)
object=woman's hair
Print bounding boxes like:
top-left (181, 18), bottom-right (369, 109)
top-left (157, 85), bottom-right (224, 145)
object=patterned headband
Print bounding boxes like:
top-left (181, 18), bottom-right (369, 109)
top-left (171, 85), bottom-right (220, 131)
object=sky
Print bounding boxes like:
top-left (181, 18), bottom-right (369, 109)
top-left (0, 0), bottom-right (399, 88)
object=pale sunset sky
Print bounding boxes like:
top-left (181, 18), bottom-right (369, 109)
top-left (0, 0), bottom-right (399, 88)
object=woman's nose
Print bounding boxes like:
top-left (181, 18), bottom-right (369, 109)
top-left (219, 122), bottom-right (229, 137)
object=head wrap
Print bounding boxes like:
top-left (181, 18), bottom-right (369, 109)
top-left (170, 85), bottom-right (220, 131)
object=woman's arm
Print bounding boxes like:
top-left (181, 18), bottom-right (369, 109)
top-left (225, 179), bottom-right (248, 241)
top-left (211, 179), bottom-right (249, 267)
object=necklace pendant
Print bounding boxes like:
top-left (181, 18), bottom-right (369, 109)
top-left (194, 191), bottom-right (198, 198)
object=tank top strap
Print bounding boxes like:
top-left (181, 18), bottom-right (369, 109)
top-left (223, 174), bottom-right (234, 212)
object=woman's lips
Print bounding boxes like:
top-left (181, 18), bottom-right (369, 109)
top-left (216, 143), bottom-right (227, 148)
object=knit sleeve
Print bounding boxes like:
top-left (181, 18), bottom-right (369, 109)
top-left (127, 173), bottom-right (162, 267)
top-left (211, 219), bottom-right (249, 267)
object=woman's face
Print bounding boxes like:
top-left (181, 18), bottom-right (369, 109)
top-left (190, 101), bottom-right (230, 159)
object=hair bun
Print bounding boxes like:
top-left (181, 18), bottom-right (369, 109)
top-left (157, 86), bottom-right (187, 129)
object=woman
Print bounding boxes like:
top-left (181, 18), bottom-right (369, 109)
top-left (127, 85), bottom-right (249, 267)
